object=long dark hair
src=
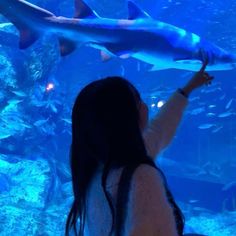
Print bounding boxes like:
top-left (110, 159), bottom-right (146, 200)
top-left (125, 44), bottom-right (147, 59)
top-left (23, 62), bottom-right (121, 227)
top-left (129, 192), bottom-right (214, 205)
top-left (65, 76), bottom-right (184, 236)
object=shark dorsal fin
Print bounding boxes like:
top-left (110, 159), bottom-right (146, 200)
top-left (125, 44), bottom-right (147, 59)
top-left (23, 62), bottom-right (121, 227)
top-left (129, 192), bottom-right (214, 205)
top-left (128, 1), bottom-right (151, 20)
top-left (74, 0), bottom-right (99, 19)
top-left (59, 37), bottom-right (77, 56)
top-left (19, 29), bottom-right (39, 49)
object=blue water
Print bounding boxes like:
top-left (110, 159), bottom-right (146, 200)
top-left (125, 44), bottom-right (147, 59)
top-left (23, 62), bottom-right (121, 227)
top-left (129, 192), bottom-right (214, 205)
top-left (0, 0), bottom-right (236, 235)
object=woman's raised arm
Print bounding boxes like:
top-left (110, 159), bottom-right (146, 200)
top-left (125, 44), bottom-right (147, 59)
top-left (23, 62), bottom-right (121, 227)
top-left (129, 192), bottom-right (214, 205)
top-left (143, 58), bottom-right (213, 160)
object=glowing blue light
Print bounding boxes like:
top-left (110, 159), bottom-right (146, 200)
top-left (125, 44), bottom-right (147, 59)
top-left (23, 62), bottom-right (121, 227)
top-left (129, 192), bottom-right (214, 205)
top-left (178, 29), bottom-right (187, 38)
top-left (192, 34), bottom-right (200, 45)
top-left (157, 100), bottom-right (165, 108)
top-left (46, 83), bottom-right (54, 92)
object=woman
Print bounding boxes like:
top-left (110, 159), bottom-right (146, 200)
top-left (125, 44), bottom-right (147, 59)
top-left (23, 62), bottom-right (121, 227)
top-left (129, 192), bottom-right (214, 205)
top-left (65, 60), bottom-right (213, 236)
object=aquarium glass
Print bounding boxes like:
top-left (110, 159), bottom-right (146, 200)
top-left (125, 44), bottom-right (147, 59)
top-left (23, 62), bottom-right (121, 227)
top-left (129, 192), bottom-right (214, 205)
top-left (0, 0), bottom-right (235, 235)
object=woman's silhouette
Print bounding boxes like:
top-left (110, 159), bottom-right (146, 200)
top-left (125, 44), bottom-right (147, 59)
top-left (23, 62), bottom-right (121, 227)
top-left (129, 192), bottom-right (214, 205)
top-left (65, 60), bottom-right (213, 236)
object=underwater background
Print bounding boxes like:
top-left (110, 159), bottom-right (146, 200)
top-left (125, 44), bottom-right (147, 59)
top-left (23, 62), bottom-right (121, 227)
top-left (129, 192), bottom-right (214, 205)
top-left (0, 0), bottom-right (236, 235)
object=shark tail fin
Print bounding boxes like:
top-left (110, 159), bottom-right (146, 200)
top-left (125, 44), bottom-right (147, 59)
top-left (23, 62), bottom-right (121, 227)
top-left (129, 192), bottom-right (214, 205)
top-left (2, 14), bottom-right (40, 49)
top-left (0, 0), bottom-right (55, 49)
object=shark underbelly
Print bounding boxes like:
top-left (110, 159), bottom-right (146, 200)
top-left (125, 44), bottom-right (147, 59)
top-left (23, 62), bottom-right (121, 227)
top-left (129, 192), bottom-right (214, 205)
top-left (132, 49), bottom-right (236, 71)
top-left (132, 51), bottom-right (175, 70)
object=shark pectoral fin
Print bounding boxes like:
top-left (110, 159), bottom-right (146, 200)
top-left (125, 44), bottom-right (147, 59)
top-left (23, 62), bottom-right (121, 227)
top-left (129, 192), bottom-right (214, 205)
top-left (101, 51), bottom-right (113, 62)
top-left (89, 42), bottom-right (131, 60)
top-left (58, 37), bottom-right (77, 56)
top-left (0, 0), bottom-right (55, 49)
top-left (128, 1), bottom-right (151, 20)
top-left (101, 50), bottom-right (130, 61)
top-left (106, 45), bottom-right (133, 59)
top-left (149, 64), bottom-right (172, 71)
top-left (74, 0), bottom-right (99, 18)
top-left (19, 28), bottom-right (39, 49)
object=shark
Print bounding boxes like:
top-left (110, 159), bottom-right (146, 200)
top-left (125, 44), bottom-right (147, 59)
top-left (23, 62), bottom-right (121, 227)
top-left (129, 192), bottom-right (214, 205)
top-left (0, 0), bottom-right (236, 71)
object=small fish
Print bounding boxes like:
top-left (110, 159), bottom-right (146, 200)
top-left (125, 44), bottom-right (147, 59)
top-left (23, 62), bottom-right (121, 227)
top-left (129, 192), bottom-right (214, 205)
top-left (225, 98), bottom-right (234, 110)
top-left (33, 119), bottom-right (49, 127)
top-left (192, 206), bottom-right (209, 212)
top-left (41, 123), bottom-right (56, 135)
top-left (33, 101), bottom-right (46, 107)
top-left (190, 107), bottom-right (205, 115)
top-left (61, 118), bottom-right (72, 125)
top-left (45, 99), bottom-right (61, 113)
top-left (11, 90), bottom-right (27, 97)
top-left (7, 99), bottom-right (24, 105)
top-left (198, 123), bottom-right (216, 129)
top-left (4, 104), bottom-right (17, 113)
top-left (21, 123), bottom-right (32, 129)
top-left (222, 181), bottom-right (236, 191)
top-left (206, 112), bottom-right (216, 117)
top-left (189, 96), bottom-right (200, 102)
top-left (212, 125), bottom-right (223, 133)
top-left (208, 104), bottom-right (216, 109)
top-left (0, 133), bottom-right (12, 140)
top-left (162, 6), bottom-right (169, 10)
top-left (57, 163), bottom-right (72, 179)
top-left (201, 87), bottom-right (221, 94)
top-left (49, 104), bottom-right (58, 113)
top-left (62, 129), bottom-right (72, 135)
top-left (189, 199), bottom-right (199, 204)
top-left (218, 111), bottom-right (235, 118)
top-left (62, 182), bottom-right (72, 195)
top-left (222, 181), bottom-right (236, 197)
top-left (219, 94), bottom-right (226, 100)
top-left (2, 100), bottom-right (23, 113)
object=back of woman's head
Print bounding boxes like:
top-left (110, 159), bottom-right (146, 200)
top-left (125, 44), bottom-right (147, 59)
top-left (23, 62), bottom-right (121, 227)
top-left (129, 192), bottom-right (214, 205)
top-left (71, 76), bottom-right (147, 166)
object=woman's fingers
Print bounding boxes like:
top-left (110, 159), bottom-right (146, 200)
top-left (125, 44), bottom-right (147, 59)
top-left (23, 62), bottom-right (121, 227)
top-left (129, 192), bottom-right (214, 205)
top-left (200, 61), bottom-right (208, 73)
top-left (199, 49), bottom-right (209, 72)
top-left (205, 76), bottom-right (214, 86)
top-left (203, 73), bottom-right (214, 80)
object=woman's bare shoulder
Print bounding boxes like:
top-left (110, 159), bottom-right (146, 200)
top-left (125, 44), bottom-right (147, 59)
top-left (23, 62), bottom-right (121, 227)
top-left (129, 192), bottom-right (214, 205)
top-left (132, 164), bottom-right (163, 187)
top-left (130, 163), bottom-right (168, 207)
top-left (127, 164), bottom-right (178, 236)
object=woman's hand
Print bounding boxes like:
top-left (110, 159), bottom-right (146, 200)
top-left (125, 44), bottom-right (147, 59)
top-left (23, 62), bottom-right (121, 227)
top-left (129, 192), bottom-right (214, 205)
top-left (181, 57), bottom-right (214, 97)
